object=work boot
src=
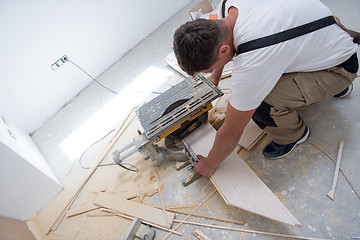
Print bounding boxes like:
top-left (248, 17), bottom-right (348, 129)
top-left (262, 127), bottom-right (310, 160)
top-left (333, 83), bottom-right (353, 98)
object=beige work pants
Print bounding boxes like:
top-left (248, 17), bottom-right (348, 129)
top-left (255, 67), bottom-right (357, 145)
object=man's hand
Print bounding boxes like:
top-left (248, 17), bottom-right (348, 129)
top-left (193, 105), bottom-right (256, 179)
top-left (193, 155), bottom-right (218, 178)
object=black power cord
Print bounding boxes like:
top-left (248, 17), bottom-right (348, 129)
top-left (98, 162), bottom-right (138, 172)
top-left (78, 128), bottom-right (115, 169)
top-left (68, 59), bottom-right (119, 94)
top-left (63, 56), bottom-right (167, 171)
top-left (66, 57), bottom-right (163, 96)
top-left (78, 128), bottom-right (139, 172)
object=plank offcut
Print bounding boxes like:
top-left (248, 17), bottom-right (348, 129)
top-left (327, 141), bottom-right (345, 200)
top-left (192, 228), bottom-right (212, 240)
top-left (66, 204), bottom-right (100, 218)
top-left (238, 119), bottom-right (264, 150)
top-left (185, 123), bottom-right (301, 226)
top-left (93, 192), bottom-right (175, 229)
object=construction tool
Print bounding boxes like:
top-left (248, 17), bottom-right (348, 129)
top-left (112, 75), bottom-right (223, 185)
top-left (122, 218), bottom-right (155, 240)
top-left (182, 139), bottom-right (202, 186)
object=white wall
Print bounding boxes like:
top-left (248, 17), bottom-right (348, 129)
top-left (0, 0), bottom-right (191, 134)
top-left (0, 116), bottom-right (63, 220)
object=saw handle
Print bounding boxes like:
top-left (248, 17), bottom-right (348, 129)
top-left (112, 147), bottom-right (139, 164)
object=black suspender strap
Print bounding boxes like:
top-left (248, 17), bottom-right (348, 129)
top-left (220, 0), bottom-right (336, 55)
top-left (237, 16), bottom-right (336, 54)
top-left (221, 0), bottom-right (228, 18)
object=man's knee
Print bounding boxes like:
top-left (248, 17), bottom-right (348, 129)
top-left (252, 102), bottom-right (277, 129)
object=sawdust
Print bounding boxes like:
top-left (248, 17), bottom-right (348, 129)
top-left (48, 208), bottom-right (128, 240)
top-left (104, 161), bottom-right (162, 202)
top-left (27, 120), bottom-right (160, 240)
top-left (27, 83), bottom-right (260, 240)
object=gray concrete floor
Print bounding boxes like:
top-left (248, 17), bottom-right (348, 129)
top-left (32, 0), bottom-right (360, 239)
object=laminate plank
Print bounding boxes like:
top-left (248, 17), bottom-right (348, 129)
top-left (185, 123), bottom-right (300, 226)
top-left (66, 204), bottom-right (100, 218)
top-left (175, 219), bottom-right (329, 240)
top-left (327, 141), bottom-right (344, 200)
top-left (238, 119), bottom-right (264, 150)
top-left (93, 192), bottom-right (174, 229)
top-left (192, 228), bottom-right (212, 240)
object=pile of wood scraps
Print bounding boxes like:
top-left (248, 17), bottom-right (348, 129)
top-left (63, 188), bottom-right (242, 238)
top-left (61, 187), bottom-right (331, 240)
top-left (27, 110), bottom-right (162, 239)
top-left (27, 112), bottom-right (332, 240)
top-left (27, 78), bottom-right (349, 240)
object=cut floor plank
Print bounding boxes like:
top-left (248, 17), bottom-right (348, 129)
top-left (238, 119), bottom-right (265, 150)
top-left (192, 228), bottom-right (212, 240)
top-left (93, 192), bottom-right (175, 229)
top-left (175, 220), bottom-right (329, 240)
top-left (327, 141), bottom-right (345, 200)
top-left (45, 110), bottom-right (136, 234)
top-left (66, 204), bottom-right (100, 218)
top-left (185, 123), bottom-right (300, 226)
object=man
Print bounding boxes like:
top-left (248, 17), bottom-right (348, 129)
top-left (173, 0), bottom-right (359, 178)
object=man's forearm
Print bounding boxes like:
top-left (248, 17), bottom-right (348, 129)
top-left (193, 101), bottom-right (255, 178)
top-left (206, 124), bottom-right (243, 169)
top-left (205, 106), bottom-right (256, 171)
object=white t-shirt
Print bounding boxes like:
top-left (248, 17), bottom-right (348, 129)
top-left (218, 0), bottom-right (358, 111)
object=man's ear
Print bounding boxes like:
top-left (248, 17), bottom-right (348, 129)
top-left (218, 44), bottom-right (231, 57)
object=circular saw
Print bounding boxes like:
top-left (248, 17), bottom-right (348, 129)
top-left (112, 75), bottom-right (223, 168)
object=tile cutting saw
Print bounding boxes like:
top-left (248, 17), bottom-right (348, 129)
top-left (112, 75), bottom-right (223, 186)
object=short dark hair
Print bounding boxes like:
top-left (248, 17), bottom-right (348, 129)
top-left (173, 19), bottom-right (226, 76)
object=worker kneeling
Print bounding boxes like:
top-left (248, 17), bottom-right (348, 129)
top-left (172, 0), bottom-right (359, 178)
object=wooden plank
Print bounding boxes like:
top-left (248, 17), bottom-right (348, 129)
top-left (308, 139), bottom-right (360, 199)
top-left (93, 192), bottom-right (174, 229)
top-left (175, 219), bottom-right (329, 240)
top-left (66, 204), bottom-right (100, 218)
top-left (46, 109), bottom-right (136, 234)
top-left (163, 208), bottom-right (244, 225)
top-left (192, 228), bottom-right (212, 240)
top-left (238, 119), bottom-right (264, 150)
top-left (327, 141), bottom-right (345, 200)
top-left (185, 123), bottom-right (301, 226)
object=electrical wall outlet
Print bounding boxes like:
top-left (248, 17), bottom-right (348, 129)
top-left (51, 55), bottom-right (69, 71)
